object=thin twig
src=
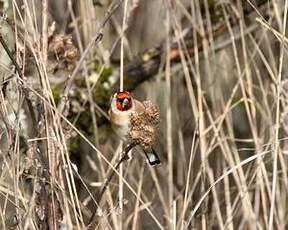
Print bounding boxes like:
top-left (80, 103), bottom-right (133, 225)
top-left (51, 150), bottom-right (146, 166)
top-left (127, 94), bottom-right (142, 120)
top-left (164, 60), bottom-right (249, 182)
top-left (0, 35), bottom-right (23, 77)
top-left (87, 142), bottom-right (136, 226)
top-left (0, 33), bottom-right (37, 133)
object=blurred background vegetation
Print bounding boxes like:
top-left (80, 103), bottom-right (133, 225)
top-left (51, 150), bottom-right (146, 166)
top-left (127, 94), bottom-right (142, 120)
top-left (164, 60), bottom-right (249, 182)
top-left (0, 0), bottom-right (288, 229)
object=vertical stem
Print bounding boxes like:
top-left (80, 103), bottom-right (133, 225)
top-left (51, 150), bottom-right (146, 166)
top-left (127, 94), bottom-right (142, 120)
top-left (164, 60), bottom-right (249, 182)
top-left (173, 200), bottom-right (177, 230)
top-left (165, 3), bottom-right (174, 228)
top-left (269, 0), bottom-right (288, 229)
top-left (41, 0), bottom-right (48, 67)
top-left (118, 141), bottom-right (124, 227)
top-left (119, 1), bottom-right (128, 229)
top-left (120, 0), bottom-right (128, 92)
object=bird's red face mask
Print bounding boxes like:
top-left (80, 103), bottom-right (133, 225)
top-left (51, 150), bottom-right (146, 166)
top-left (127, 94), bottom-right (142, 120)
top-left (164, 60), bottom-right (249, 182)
top-left (115, 91), bottom-right (132, 111)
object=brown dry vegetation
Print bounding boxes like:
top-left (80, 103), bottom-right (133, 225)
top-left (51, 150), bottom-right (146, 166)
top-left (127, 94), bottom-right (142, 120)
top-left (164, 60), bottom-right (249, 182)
top-left (0, 0), bottom-right (288, 229)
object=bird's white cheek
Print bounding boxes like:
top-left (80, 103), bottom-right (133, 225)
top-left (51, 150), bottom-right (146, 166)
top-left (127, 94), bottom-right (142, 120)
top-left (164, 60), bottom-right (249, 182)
top-left (112, 122), bottom-right (130, 140)
top-left (109, 99), bottom-right (134, 140)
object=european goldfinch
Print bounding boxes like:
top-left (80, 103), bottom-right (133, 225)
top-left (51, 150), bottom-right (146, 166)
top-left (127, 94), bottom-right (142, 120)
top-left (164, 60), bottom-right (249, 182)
top-left (109, 91), bottom-right (161, 165)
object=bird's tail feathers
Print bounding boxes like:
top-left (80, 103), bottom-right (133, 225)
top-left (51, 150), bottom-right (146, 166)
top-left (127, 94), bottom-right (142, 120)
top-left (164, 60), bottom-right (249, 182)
top-left (143, 148), bottom-right (161, 166)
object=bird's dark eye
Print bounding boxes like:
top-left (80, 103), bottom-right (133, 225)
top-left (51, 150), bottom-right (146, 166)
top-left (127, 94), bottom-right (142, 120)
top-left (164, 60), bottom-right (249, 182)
top-left (122, 98), bottom-right (129, 107)
top-left (117, 98), bottom-right (131, 111)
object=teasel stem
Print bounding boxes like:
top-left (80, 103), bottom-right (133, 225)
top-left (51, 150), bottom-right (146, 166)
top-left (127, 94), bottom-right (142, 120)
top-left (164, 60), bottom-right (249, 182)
top-left (88, 142), bottom-right (136, 226)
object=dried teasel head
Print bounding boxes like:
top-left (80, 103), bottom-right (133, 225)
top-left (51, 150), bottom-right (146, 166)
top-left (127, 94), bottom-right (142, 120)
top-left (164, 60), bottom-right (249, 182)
top-left (48, 23), bottom-right (78, 72)
top-left (128, 100), bottom-right (160, 147)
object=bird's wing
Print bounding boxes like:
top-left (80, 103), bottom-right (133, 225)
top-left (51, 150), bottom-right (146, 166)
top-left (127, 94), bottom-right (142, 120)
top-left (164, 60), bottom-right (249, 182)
top-left (133, 99), bottom-right (145, 113)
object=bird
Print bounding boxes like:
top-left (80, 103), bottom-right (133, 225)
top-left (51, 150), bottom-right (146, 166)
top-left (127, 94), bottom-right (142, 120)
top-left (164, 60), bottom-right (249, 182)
top-left (109, 91), bottom-right (161, 165)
